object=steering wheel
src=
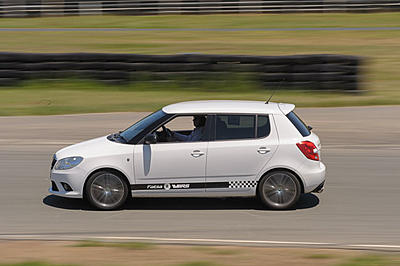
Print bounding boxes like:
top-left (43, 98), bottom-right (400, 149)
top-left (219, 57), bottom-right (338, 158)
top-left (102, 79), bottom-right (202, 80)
top-left (161, 125), bottom-right (173, 138)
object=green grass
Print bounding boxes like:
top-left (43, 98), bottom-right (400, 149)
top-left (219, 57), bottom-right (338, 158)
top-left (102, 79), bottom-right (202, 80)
top-left (72, 240), bottom-right (154, 250)
top-left (1, 78), bottom-right (400, 116)
top-left (0, 13), bottom-right (399, 29)
top-left (305, 254), bottom-right (335, 259)
top-left (338, 254), bottom-right (400, 266)
top-left (0, 13), bottom-right (400, 114)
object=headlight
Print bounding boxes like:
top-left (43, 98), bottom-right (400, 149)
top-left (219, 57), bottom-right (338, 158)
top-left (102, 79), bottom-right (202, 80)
top-left (54, 156), bottom-right (83, 170)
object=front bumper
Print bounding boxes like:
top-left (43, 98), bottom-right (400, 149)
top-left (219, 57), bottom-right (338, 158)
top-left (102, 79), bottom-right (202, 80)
top-left (49, 168), bottom-right (86, 198)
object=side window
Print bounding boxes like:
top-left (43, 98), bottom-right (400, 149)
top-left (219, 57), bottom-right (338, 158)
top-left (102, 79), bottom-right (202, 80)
top-left (286, 111), bottom-right (311, 137)
top-left (163, 116), bottom-right (194, 132)
top-left (216, 115), bottom-right (255, 140)
top-left (257, 115), bottom-right (271, 138)
top-left (154, 115), bottom-right (209, 143)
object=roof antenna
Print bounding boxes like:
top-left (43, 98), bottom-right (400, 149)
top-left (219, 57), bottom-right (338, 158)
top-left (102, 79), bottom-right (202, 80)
top-left (265, 90), bottom-right (275, 104)
top-left (265, 77), bottom-right (285, 104)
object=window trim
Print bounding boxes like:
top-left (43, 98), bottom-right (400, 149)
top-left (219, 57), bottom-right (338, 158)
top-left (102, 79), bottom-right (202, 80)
top-left (256, 114), bottom-right (271, 139)
top-left (137, 113), bottom-right (212, 144)
top-left (125, 110), bottom-right (172, 145)
top-left (286, 111), bottom-right (311, 137)
top-left (209, 113), bottom-right (271, 142)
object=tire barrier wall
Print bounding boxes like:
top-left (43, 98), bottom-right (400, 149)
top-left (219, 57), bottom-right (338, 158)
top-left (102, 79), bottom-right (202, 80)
top-left (0, 0), bottom-right (399, 17)
top-left (0, 52), bottom-right (362, 91)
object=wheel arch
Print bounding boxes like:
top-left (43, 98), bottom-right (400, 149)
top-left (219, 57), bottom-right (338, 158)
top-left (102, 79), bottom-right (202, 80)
top-left (83, 167), bottom-right (131, 199)
top-left (257, 167), bottom-right (305, 194)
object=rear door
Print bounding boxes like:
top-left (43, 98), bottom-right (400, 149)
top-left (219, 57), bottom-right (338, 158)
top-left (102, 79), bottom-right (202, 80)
top-left (205, 114), bottom-right (278, 192)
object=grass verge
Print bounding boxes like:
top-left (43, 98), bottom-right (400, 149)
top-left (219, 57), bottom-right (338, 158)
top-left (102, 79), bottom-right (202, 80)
top-left (0, 241), bottom-right (399, 266)
top-left (305, 254), bottom-right (336, 259)
top-left (0, 78), bottom-right (400, 116)
top-left (339, 254), bottom-right (400, 266)
top-left (0, 13), bottom-right (399, 29)
top-left (72, 240), bottom-right (154, 250)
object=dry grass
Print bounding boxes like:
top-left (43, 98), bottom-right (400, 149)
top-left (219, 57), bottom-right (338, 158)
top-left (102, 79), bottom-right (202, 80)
top-left (1, 240), bottom-right (399, 266)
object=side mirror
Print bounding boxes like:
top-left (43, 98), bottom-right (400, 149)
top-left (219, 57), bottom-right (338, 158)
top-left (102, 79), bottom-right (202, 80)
top-left (144, 133), bottom-right (157, 144)
top-left (307, 125), bottom-right (313, 131)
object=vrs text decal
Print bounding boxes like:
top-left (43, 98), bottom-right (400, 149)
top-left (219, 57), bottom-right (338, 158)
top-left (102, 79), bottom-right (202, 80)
top-left (144, 183), bottom-right (191, 190)
top-left (171, 184), bottom-right (190, 189)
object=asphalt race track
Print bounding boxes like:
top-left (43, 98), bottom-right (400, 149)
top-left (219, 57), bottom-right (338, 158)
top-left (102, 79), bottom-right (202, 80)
top-left (0, 106), bottom-right (399, 249)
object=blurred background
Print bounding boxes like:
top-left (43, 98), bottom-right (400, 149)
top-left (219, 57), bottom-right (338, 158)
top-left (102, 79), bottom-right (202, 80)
top-left (0, 0), bottom-right (399, 115)
top-left (1, 2), bottom-right (400, 266)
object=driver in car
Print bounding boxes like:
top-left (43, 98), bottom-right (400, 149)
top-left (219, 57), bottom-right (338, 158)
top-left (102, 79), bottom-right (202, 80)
top-left (171, 115), bottom-right (206, 142)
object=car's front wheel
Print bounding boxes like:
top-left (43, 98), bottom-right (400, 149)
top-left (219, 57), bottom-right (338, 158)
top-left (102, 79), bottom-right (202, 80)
top-left (258, 170), bottom-right (301, 210)
top-left (85, 170), bottom-right (129, 210)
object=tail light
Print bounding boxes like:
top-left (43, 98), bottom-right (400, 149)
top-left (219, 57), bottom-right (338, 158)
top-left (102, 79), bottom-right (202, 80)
top-left (296, 141), bottom-right (319, 161)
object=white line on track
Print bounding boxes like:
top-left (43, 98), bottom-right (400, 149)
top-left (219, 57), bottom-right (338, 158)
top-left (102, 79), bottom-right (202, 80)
top-left (1, 235), bottom-right (400, 251)
top-left (93, 236), bottom-right (334, 246)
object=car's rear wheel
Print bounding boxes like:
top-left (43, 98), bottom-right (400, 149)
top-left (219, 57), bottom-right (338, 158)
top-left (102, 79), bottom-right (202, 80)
top-left (86, 171), bottom-right (128, 210)
top-left (258, 170), bottom-right (301, 210)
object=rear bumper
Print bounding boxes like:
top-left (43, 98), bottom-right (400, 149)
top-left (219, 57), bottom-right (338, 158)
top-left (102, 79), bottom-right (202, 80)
top-left (312, 181), bottom-right (325, 193)
top-left (301, 161), bottom-right (326, 193)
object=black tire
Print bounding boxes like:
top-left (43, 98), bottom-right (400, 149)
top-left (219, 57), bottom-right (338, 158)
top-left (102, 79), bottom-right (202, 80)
top-left (85, 170), bottom-right (129, 210)
top-left (258, 170), bottom-right (301, 210)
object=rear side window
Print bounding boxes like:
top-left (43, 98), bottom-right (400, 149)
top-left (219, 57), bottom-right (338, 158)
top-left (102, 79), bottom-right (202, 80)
top-left (257, 115), bottom-right (270, 138)
top-left (286, 111), bottom-right (311, 137)
top-left (216, 115), bottom-right (255, 140)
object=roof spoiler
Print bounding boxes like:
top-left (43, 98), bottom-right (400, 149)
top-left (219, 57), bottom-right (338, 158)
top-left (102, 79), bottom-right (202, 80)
top-left (278, 103), bottom-right (295, 115)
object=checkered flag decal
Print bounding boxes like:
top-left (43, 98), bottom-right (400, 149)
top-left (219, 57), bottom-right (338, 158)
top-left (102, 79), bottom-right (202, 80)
top-left (228, 180), bottom-right (257, 189)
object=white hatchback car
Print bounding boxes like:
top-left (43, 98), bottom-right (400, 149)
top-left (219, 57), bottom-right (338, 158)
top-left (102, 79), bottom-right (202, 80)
top-left (49, 100), bottom-right (326, 210)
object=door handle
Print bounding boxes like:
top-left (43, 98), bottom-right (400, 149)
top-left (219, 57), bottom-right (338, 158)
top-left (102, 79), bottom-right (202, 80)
top-left (257, 147), bottom-right (271, 154)
top-left (191, 150), bottom-right (205, 158)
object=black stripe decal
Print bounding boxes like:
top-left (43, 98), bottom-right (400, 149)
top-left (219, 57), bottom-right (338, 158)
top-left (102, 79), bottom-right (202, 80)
top-left (205, 182), bottom-right (230, 188)
top-left (131, 182), bottom-right (229, 191)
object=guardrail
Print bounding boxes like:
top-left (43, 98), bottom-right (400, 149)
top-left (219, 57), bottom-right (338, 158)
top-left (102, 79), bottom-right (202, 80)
top-left (0, 52), bottom-right (362, 91)
top-left (0, 0), bottom-right (399, 17)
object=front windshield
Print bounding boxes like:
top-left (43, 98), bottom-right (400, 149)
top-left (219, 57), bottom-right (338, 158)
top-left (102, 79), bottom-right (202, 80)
top-left (120, 110), bottom-right (167, 143)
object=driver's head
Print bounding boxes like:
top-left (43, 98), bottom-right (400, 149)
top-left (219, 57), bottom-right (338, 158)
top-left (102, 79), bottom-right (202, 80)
top-left (193, 115), bottom-right (206, 128)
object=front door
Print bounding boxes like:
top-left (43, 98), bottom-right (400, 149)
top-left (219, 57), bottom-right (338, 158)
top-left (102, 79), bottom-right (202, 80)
top-left (132, 114), bottom-right (209, 195)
